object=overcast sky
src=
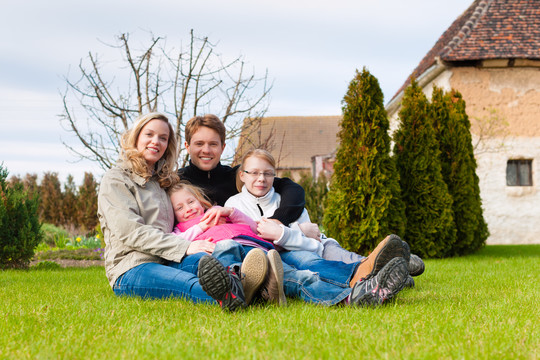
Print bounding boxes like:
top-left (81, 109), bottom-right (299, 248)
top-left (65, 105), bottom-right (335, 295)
top-left (0, 0), bottom-right (473, 184)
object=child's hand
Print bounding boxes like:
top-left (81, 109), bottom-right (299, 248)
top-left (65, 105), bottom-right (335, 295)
top-left (298, 222), bottom-right (321, 241)
top-left (198, 216), bottom-right (212, 232)
top-left (200, 206), bottom-right (233, 228)
top-left (257, 218), bottom-right (283, 241)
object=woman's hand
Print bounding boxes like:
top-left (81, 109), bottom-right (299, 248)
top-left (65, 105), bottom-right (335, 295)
top-left (257, 218), bottom-right (284, 241)
top-left (186, 240), bottom-right (215, 255)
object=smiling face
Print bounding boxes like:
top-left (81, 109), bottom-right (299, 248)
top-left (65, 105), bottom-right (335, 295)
top-left (170, 188), bottom-right (206, 223)
top-left (136, 119), bottom-right (170, 167)
top-left (185, 126), bottom-right (225, 171)
top-left (239, 155), bottom-right (276, 197)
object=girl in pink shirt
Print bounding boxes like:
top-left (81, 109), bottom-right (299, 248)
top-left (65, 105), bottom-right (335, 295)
top-left (169, 181), bottom-right (285, 305)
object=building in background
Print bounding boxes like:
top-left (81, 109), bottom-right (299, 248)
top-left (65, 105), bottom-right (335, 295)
top-left (238, 0), bottom-right (540, 245)
top-left (236, 116), bottom-right (340, 180)
top-left (387, 0), bottom-right (540, 245)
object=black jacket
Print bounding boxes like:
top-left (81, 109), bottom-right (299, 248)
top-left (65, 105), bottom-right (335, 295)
top-left (178, 161), bottom-right (305, 226)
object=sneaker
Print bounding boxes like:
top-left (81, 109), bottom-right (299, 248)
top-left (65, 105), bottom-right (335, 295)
top-left (399, 239), bottom-right (412, 263)
top-left (403, 275), bottom-right (415, 289)
top-left (408, 254), bottom-right (425, 277)
top-left (350, 234), bottom-right (409, 287)
top-left (198, 255), bottom-right (246, 312)
top-left (349, 257), bottom-right (409, 306)
top-left (241, 248), bottom-right (268, 305)
top-left (260, 249), bottom-right (287, 306)
top-left (400, 240), bottom-right (425, 276)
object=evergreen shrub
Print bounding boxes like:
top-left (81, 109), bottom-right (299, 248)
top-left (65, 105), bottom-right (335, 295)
top-left (324, 68), bottom-right (405, 254)
top-left (393, 80), bottom-right (456, 258)
top-left (297, 171), bottom-right (328, 226)
top-left (431, 88), bottom-right (489, 255)
top-left (0, 164), bottom-right (43, 269)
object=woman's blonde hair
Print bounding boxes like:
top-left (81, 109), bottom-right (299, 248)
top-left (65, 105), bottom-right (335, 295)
top-left (167, 181), bottom-right (213, 210)
top-left (236, 148), bottom-right (276, 191)
top-left (120, 112), bottom-right (179, 188)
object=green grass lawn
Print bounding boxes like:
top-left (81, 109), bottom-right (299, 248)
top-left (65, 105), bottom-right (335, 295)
top-left (1, 245), bottom-right (538, 359)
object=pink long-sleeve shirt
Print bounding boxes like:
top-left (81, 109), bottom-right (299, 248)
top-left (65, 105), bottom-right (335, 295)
top-left (173, 207), bottom-right (275, 251)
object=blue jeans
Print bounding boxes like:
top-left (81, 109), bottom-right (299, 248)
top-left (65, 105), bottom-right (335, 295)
top-left (322, 238), bottom-right (366, 264)
top-left (279, 250), bottom-right (360, 287)
top-left (113, 252), bottom-right (215, 303)
top-left (212, 240), bottom-right (351, 306)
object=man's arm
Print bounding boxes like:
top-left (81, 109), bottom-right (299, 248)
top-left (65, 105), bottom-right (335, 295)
top-left (270, 177), bottom-right (306, 226)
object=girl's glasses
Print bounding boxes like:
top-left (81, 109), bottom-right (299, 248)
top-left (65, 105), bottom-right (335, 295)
top-left (243, 170), bottom-right (275, 178)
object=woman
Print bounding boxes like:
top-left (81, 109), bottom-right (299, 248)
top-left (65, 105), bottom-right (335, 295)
top-left (97, 112), bottom-right (245, 311)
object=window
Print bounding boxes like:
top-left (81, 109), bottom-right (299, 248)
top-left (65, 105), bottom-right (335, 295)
top-left (506, 159), bottom-right (533, 186)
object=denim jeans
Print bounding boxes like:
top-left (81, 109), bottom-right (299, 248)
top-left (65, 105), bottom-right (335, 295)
top-left (279, 250), bottom-right (360, 287)
top-left (113, 252), bottom-right (215, 303)
top-left (321, 238), bottom-right (366, 264)
top-left (212, 240), bottom-right (351, 306)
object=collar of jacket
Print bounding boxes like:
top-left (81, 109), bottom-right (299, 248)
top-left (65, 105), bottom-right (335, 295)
top-left (186, 160), bottom-right (227, 180)
top-left (117, 158), bottom-right (165, 187)
top-left (241, 185), bottom-right (276, 207)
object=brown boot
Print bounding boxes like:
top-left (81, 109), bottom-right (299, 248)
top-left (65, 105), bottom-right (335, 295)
top-left (349, 234), bottom-right (408, 287)
top-left (259, 249), bottom-right (287, 306)
top-left (241, 248), bottom-right (268, 305)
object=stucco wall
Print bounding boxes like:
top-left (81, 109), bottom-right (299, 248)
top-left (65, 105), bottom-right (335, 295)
top-left (475, 137), bottom-right (540, 244)
top-left (450, 67), bottom-right (540, 137)
top-left (387, 65), bottom-right (540, 245)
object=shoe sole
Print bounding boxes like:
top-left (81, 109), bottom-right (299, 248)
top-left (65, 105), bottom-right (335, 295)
top-left (241, 248), bottom-right (268, 305)
top-left (355, 257), bottom-right (409, 306)
top-left (198, 255), bottom-right (230, 301)
top-left (408, 254), bottom-right (425, 276)
top-left (267, 250), bottom-right (287, 306)
top-left (400, 240), bottom-right (412, 263)
top-left (350, 234), bottom-right (405, 287)
top-left (373, 257), bottom-right (409, 303)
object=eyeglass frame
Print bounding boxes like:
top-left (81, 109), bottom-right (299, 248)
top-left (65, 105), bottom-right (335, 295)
top-left (242, 170), bottom-right (276, 178)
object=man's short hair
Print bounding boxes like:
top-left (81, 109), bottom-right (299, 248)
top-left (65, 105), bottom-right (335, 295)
top-left (185, 114), bottom-right (226, 145)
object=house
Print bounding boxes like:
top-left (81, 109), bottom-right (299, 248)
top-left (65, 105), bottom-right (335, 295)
top-left (236, 116), bottom-right (341, 181)
top-left (238, 0), bottom-right (540, 245)
top-left (386, 0), bottom-right (540, 244)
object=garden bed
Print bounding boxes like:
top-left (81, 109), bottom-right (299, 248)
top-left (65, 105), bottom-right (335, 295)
top-left (31, 247), bottom-right (104, 268)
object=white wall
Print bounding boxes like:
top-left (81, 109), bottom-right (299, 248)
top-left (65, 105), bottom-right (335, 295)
top-left (475, 137), bottom-right (540, 244)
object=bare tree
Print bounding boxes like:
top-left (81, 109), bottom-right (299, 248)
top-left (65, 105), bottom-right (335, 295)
top-left (470, 108), bottom-right (509, 155)
top-left (60, 30), bottom-right (272, 170)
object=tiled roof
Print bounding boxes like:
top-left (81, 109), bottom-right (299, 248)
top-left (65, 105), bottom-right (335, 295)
top-left (391, 0), bottom-right (540, 100)
top-left (237, 116), bottom-right (341, 170)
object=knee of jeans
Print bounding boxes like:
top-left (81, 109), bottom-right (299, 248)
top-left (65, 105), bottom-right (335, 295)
top-left (291, 269), bottom-right (320, 285)
top-left (214, 239), bottom-right (240, 251)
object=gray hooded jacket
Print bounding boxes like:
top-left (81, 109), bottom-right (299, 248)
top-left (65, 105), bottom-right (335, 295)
top-left (97, 159), bottom-right (189, 288)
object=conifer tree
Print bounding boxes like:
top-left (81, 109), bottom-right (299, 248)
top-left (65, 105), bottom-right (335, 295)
top-left (23, 174), bottom-right (39, 197)
top-left (323, 68), bottom-right (405, 254)
top-left (431, 87), bottom-right (488, 255)
top-left (0, 164), bottom-right (42, 269)
top-left (39, 172), bottom-right (64, 226)
top-left (77, 172), bottom-right (98, 233)
top-left (62, 175), bottom-right (78, 229)
top-left (393, 80), bottom-right (456, 258)
top-left (297, 172), bottom-right (328, 226)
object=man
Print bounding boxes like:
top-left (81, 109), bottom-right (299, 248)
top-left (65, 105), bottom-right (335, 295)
top-left (178, 114), bottom-right (305, 226)
top-left (178, 114), bottom-right (422, 305)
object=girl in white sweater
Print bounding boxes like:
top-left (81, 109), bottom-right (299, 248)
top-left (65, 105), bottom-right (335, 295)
top-left (225, 149), bottom-right (414, 284)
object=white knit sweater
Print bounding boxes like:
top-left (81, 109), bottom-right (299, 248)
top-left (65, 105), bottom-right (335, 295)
top-left (225, 186), bottom-right (325, 256)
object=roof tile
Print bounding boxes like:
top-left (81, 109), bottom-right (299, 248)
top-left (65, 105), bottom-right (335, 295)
top-left (392, 0), bottom-right (540, 100)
